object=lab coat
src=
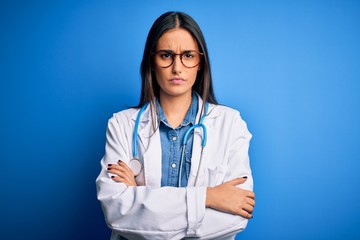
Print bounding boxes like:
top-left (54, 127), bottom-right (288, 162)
top-left (96, 96), bottom-right (253, 240)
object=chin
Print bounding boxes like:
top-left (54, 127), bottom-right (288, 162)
top-left (160, 88), bottom-right (192, 98)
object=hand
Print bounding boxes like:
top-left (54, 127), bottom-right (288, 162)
top-left (107, 160), bottom-right (137, 186)
top-left (206, 177), bottom-right (255, 219)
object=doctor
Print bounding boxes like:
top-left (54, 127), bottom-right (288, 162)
top-left (96, 11), bottom-right (255, 240)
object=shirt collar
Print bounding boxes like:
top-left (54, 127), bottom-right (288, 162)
top-left (156, 92), bottom-right (198, 128)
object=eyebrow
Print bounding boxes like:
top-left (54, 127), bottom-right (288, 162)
top-left (157, 49), bottom-right (197, 53)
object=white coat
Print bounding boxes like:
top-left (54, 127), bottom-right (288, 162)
top-left (96, 96), bottom-right (253, 240)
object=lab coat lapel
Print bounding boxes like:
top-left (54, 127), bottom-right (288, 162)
top-left (187, 96), bottom-right (219, 186)
top-left (132, 104), bottom-right (162, 188)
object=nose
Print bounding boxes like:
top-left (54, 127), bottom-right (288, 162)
top-left (172, 55), bottom-right (182, 74)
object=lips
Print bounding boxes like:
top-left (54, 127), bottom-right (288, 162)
top-left (169, 77), bottom-right (185, 84)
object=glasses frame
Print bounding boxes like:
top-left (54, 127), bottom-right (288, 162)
top-left (152, 50), bottom-right (204, 68)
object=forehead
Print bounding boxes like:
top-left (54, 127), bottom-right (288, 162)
top-left (156, 28), bottom-right (199, 51)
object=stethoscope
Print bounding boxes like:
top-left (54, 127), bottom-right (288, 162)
top-left (129, 101), bottom-right (209, 187)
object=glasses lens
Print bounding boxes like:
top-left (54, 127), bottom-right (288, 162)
top-left (181, 51), bottom-right (201, 68)
top-left (154, 51), bottom-right (173, 68)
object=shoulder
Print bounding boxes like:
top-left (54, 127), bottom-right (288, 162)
top-left (113, 108), bottom-right (138, 120)
top-left (208, 104), bottom-right (251, 135)
top-left (209, 104), bottom-right (243, 120)
top-left (107, 108), bottom-right (138, 127)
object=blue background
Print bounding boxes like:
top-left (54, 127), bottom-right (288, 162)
top-left (1, 0), bottom-right (359, 239)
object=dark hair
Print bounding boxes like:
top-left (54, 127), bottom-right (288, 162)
top-left (138, 11), bottom-right (217, 111)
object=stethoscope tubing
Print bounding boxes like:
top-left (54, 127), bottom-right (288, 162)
top-left (133, 102), bottom-right (149, 158)
top-left (178, 124), bottom-right (207, 186)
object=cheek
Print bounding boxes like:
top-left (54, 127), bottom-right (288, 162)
top-left (154, 67), bottom-right (167, 83)
top-left (189, 69), bottom-right (199, 82)
top-left (154, 69), bottom-right (165, 83)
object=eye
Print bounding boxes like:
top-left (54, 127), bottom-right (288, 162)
top-left (159, 51), bottom-right (173, 59)
top-left (183, 52), bottom-right (195, 59)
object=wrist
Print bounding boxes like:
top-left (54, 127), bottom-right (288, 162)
top-left (205, 187), bottom-right (215, 208)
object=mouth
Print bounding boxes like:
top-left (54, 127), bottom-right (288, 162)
top-left (169, 77), bottom-right (185, 84)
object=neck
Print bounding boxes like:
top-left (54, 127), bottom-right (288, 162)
top-left (159, 92), bottom-right (192, 128)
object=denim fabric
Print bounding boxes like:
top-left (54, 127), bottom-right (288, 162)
top-left (157, 93), bottom-right (198, 187)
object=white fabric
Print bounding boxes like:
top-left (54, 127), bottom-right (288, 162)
top-left (96, 96), bottom-right (253, 240)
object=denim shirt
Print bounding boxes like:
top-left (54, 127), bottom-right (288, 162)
top-left (157, 93), bottom-right (198, 187)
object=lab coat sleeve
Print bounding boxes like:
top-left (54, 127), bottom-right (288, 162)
top-left (96, 114), bottom-right (207, 240)
top-left (189, 110), bottom-right (253, 239)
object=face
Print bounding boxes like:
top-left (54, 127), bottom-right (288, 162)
top-left (153, 28), bottom-right (200, 100)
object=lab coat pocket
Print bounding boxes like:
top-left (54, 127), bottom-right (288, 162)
top-left (205, 164), bottom-right (227, 187)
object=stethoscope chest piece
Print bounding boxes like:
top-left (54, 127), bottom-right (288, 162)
top-left (129, 158), bottom-right (142, 177)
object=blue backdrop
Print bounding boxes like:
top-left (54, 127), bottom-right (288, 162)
top-left (1, 1), bottom-right (359, 239)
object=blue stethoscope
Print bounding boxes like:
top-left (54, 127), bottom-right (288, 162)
top-left (129, 101), bottom-right (209, 187)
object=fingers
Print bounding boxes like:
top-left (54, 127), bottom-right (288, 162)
top-left (107, 160), bottom-right (137, 186)
top-left (118, 160), bottom-right (135, 179)
top-left (107, 164), bottom-right (127, 178)
top-left (242, 200), bottom-right (254, 213)
top-left (227, 177), bottom-right (256, 200)
top-left (248, 191), bottom-right (256, 200)
top-left (241, 202), bottom-right (254, 218)
top-left (247, 197), bottom-right (256, 207)
top-left (233, 197), bottom-right (254, 219)
top-left (108, 161), bottom-right (133, 178)
top-left (110, 175), bottom-right (136, 186)
top-left (219, 178), bottom-right (256, 219)
top-left (239, 208), bottom-right (253, 219)
top-left (225, 177), bottom-right (247, 186)
top-left (233, 190), bottom-right (255, 219)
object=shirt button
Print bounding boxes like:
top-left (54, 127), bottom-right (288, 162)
top-left (171, 163), bottom-right (177, 168)
top-left (172, 136), bottom-right (177, 141)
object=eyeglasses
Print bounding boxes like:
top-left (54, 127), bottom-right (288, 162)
top-left (152, 50), bottom-right (203, 68)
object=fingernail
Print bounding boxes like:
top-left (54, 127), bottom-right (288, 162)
top-left (107, 168), bottom-right (110, 171)
top-left (108, 164), bottom-right (112, 166)
top-left (118, 160), bottom-right (122, 163)
top-left (111, 176), bottom-right (114, 178)
top-left (243, 176), bottom-right (248, 179)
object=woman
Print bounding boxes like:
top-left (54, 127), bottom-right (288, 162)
top-left (96, 11), bottom-right (255, 240)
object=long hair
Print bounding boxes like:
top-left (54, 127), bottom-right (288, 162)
top-left (138, 11), bottom-right (217, 113)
